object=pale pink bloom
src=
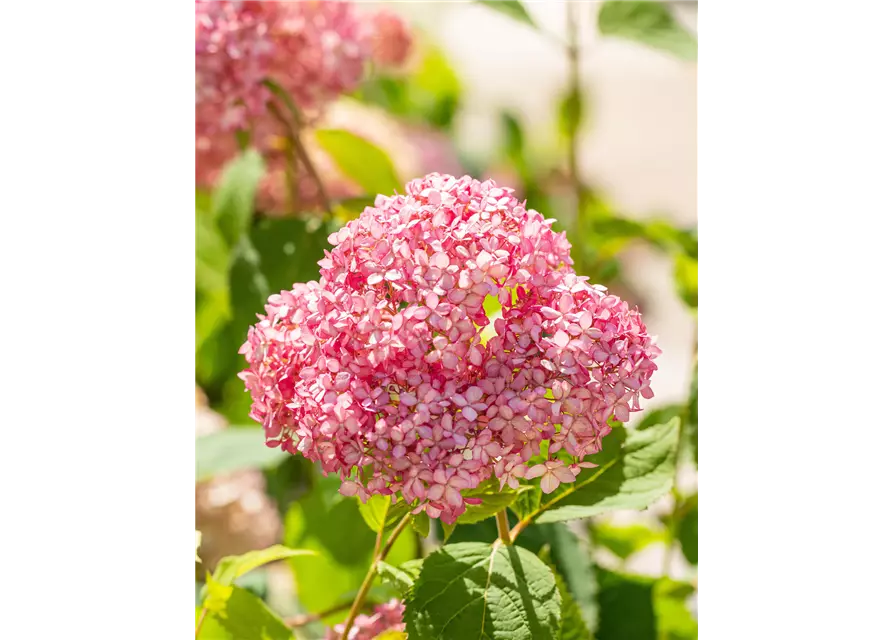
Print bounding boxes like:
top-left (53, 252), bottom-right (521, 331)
top-left (527, 459), bottom-right (577, 494)
top-left (239, 174), bottom-right (660, 522)
top-left (327, 598), bottom-right (404, 640)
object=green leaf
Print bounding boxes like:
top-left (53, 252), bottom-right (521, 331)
top-left (212, 545), bottom-right (315, 587)
top-left (474, 0), bottom-right (537, 30)
top-left (199, 584), bottom-right (292, 640)
top-left (687, 363), bottom-right (698, 466)
top-left (315, 129), bottom-right (401, 197)
top-left (677, 495), bottom-right (697, 565)
top-left (594, 568), bottom-right (697, 640)
top-left (534, 419), bottom-right (680, 524)
top-left (412, 513), bottom-right (431, 538)
top-left (456, 478), bottom-right (528, 524)
top-left (510, 486), bottom-right (542, 521)
top-left (249, 216), bottom-right (333, 295)
top-left (591, 522), bottom-right (666, 561)
top-left (196, 429), bottom-right (289, 482)
top-left (441, 521), bottom-right (457, 544)
top-left (558, 87), bottom-right (584, 140)
top-left (358, 495), bottom-right (392, 533)
top-left (284, 473), bottom-right (416, 617)
top-left (674, 253), bottom-right (698, 309)
top-left (597, 1), bottom-right (697, 61)
top-left (212, 150), bottom-right (265, 247)
top-left (637, 405), bottom-right (683, 431)
top-left (404, 542), bottom-right (561, 640)
top-left (538, 548), bottom-right (589, 640)
top-left (376, 559), bottom-right (422, 596)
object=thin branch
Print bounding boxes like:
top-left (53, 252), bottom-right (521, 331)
top-left (496, 509), bottom-right (513, 546)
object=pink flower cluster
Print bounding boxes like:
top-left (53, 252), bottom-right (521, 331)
top-left (326, 599), bottom-right (405, 640)
top-left (239, 174), bottom-right (660, 523)
top-left (369, 10), bottom-right (413, 69)
top-left (196, 0), bottom-right (369, 135)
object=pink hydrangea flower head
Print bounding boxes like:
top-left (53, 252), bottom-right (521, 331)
top-left (367, 10), bottom-right (413, 68)
top-left (195, 0), bottom-right (370, 138)
top-left (326, 599), bottom-right (405, 640)
top-left (239, 174), bottom-right (661, 523)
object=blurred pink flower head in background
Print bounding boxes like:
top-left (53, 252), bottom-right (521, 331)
top-left (326, 599), bottom-right (405, 640)
top-left (368, 10), bottom-right (413, 69)
top-left (239, 174), bottom-right (660, 523)
top-left (195, 0), bottom-right (369, 134)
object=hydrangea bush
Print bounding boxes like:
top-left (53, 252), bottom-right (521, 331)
top-left (195, 2), bottom-right (697, 639)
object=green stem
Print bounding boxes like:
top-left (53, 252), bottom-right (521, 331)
top-left (339, 513), bottom-right (412, 640)
top-left (195, 608), bottom-right (208, 638)
top-left (495, 509), bottom-right (513, 546)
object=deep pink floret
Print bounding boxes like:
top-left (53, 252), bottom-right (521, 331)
top-left (239, 173), bottom-right (660, 523)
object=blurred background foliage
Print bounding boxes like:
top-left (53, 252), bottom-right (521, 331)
top-left (196, 2), bottom-right (697, 639)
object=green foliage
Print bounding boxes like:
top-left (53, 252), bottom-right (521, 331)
top-left (355, 40), bottom-right (461, 130)
top-left (404, 542), bottom-right (561, 640)
top-left (212, 545), bottom-right (315, 588)
top-left (597, 1), bottom-right (697, 61)
top-left (358, 494), bottom-right (411, 537)
top-left (558, 87), bottom-right (584, 141)
top-left (687, 363), bottom-right (698, 465)
top-left (195, 428), bottom-right (289, 482)
top-left (674, 253), bottom-right (698, 309)
top-left (591, 522), bottom-right (666, 561)
top-left (284, 471), bottom-right (416, 618)
top-left (456, 478), bottom-right (530, 524)
top-left (211, 150), bottom-right (265, 247)
top-left (637, 405), bottom-right (684, 431)
top-left (595, 568), bottom-right (697, 640)
top-left (248, 216), bottom-right (332, 294)
top-left (199, 584), bottom-right (292, 640)
top-left (412, 513), bottom-right (431, 538)
top-left (474, 0), bottom-right (538, 30)
top-left (377, 559), bottom-right (423, 596)
top-left (533, 524), bottom-right (598, 634)
top-left (534, 419), bottom-right (680, 524)
top-left (677, 495), bottom-right (698, 565)
top-left (538, 547), bottom-right (589, 640)
top-left (315, 128), bottom-right (402, 197)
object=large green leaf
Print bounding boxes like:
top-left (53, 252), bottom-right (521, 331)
top-left (212, 545), bottom-right (315, 587)
top-left (196, 429), bottom-right (289, 482)
top-left (457, 478), bottom-right (529, 524)
top-left (534, 419), bottom-right (680, 524)
top-left (474, 0), bottom-right (537, 30)
top-left (212, 150), bottom-right (265, 247)
top-left (199, 584), bottom-right (292, 640)
top-left (597, 1), bottom-right (697, 61)
top-left (539, 524), bottom-right (597, 634)
top-left (404, 542), bottom-right (561, 640)
top-left (315, 129), bottom-right (401, 197)
top-left (595, 567), bottom-right (697, 640)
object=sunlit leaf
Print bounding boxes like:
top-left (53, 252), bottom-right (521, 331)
top-left (315, 129), bottom-right (401, 197)
top-left (598, 1), bottom-right (697, 61)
